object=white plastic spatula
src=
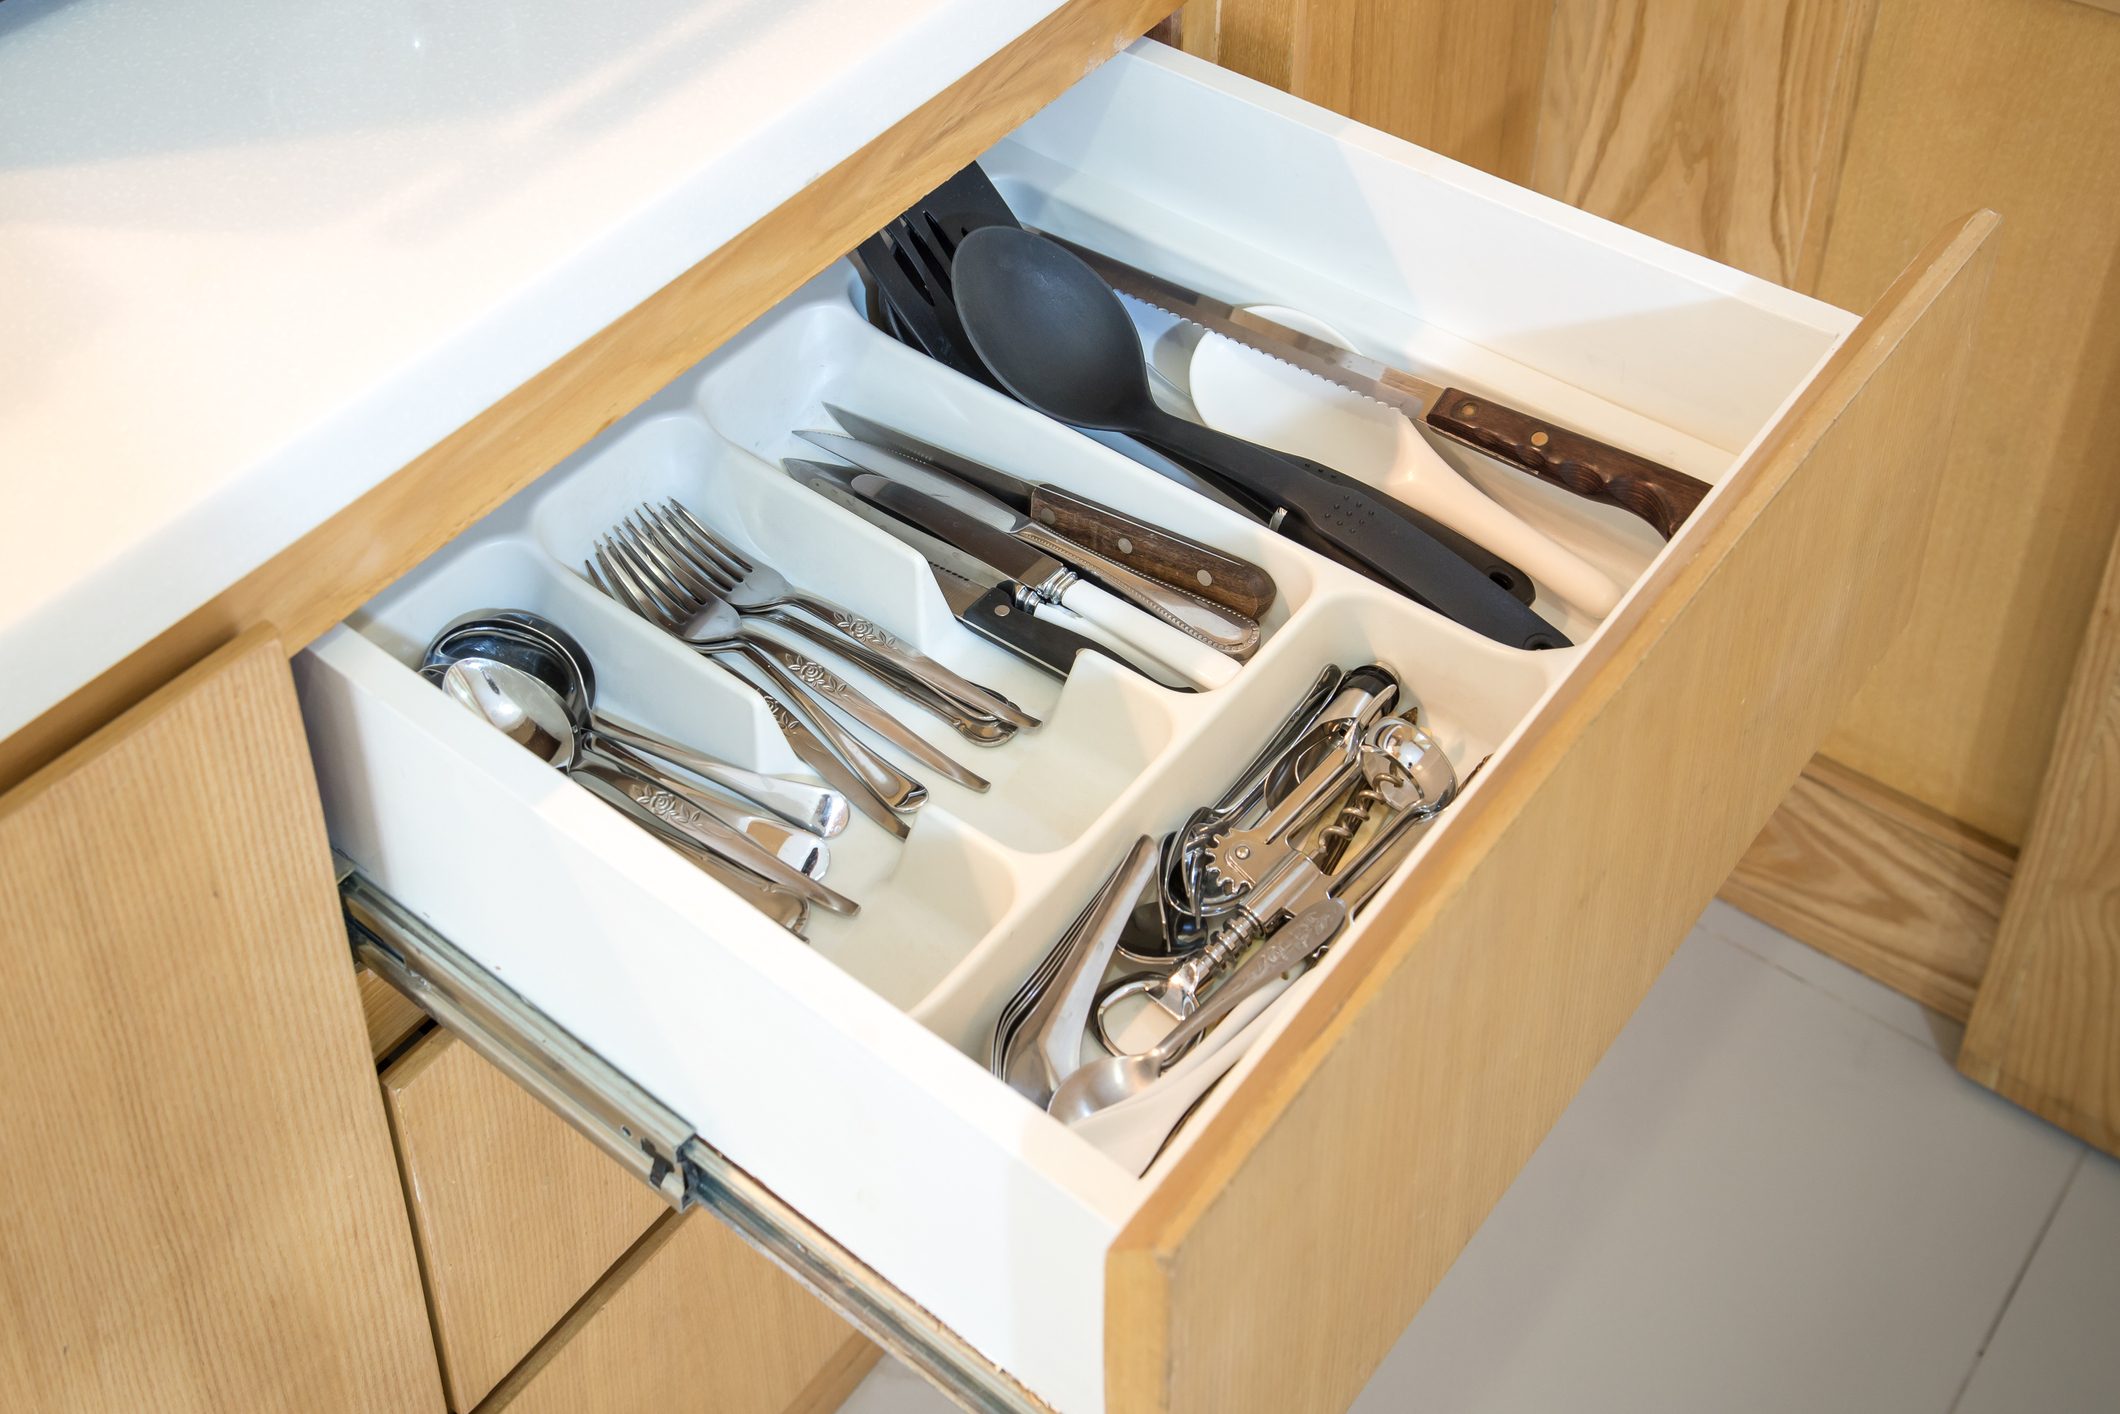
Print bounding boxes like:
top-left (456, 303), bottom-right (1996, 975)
top-left (1188, 313), bottom-right (1624, 620)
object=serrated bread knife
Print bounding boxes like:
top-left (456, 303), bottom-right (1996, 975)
top-left (1057, 239), bottom-right (1711, 539)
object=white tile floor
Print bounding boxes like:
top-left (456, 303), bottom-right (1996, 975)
top-left (841, 903), bottom-right (2120, 1414)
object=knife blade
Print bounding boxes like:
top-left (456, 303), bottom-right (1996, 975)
top-left (816, 406), bottom-right (1279, 619)
top-left (784, 459), bottom-right (1159, 684)
top-left (1056, 238), bottom-right (1711, 540)
top-left (790, 459), bottom-right (1236, 689)
top-left (798, 429), bottom-right (1261, 660)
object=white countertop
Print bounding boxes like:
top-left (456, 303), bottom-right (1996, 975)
top-left (0, 0), bottom-right (1065, 742)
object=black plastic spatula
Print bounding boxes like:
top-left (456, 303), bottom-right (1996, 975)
top-left (950, 226), bottom-right (1568, 651)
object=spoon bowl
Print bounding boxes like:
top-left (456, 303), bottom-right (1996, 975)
top-left (437, 659), bottom-right (576, 769)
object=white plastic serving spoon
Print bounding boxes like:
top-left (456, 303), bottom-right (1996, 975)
top-left (1188, 310), bottom-right (1624, 620)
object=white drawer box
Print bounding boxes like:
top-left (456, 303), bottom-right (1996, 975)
top-left (298, 41), bottom-right (1991, 1414)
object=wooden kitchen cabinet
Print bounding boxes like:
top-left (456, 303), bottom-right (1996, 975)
top-left (0, 630), bottom-right (443, 1413)
top-left (479, 1213), bottom-right (870, 1414)
top-left (0, 4), bottom-right (2012, 1413)
top-left (380, 1029), bottom-right (669, 1410)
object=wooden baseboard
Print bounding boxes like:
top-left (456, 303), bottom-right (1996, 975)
top-left (1719, 756), bottom-right (2016, 1020)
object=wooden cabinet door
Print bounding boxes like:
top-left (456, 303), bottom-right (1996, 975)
top-left (0, 629), bottom-right (442, 1413)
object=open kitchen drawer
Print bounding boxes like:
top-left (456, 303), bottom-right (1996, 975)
top-left (296, 41), bottom-right (1995, 1414)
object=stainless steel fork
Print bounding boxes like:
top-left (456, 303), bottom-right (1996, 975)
top-left (616, 508), bottom-right (994, 793)
top-left (650, 500), bottom-right (1038, 736)
top-left (586, 539), bottom-right (924, 839)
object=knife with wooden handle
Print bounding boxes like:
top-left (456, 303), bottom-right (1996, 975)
top-left (816, 406), bottom-right (1279, 616)
top-left (1059, 239), bottom-right (1712, 539)
top-left (1026, 484), bottom-right (1276, 619)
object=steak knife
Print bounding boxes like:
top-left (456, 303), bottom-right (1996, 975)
top-left (799, 426), bottom-right (1260, 660)
top-left (787, 460), bottom-right (1235, 689)
top-left (813, 406), bottom-right (1279, 619)
top-left (785, 460), bottom-right (1177, 686)
top-left (1057, 238), bottom-right (1711, 539)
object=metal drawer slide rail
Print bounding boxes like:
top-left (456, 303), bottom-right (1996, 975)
top-left (339, 858), bottom-right (1047, 1414)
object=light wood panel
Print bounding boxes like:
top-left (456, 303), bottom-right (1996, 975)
top-left (1532, 0), bottom-right (1881, 288)
top-left (382, 1029), bottom-right (666, 1410)
top-left (478, 1213), bottom-right (857, 1414)
top-left (782, 1335), bottom-right (883, 1414)
top-left (1108, 214), bottom-right (1997, 1414)
top-left (1722, 756), bottom-right (2015, 1019)
top-left (1172, 0), bottom-right (1556, 183)
top-left (361, 964), bottom-right (430, 1061)
top-left (0, 0), bottom-right (1179, 800)
top-left (1812, 0), bottom-right (2120, 843)
top-left (0, 628), bottom-right (442, 1413)
top-left (1961, 520), bottom-right (2120, 1154)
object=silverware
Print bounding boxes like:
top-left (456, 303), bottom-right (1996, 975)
top-left (424, 610), bottom-right (851, 838)
top-left (819, 405), bottom-right (1279, 619)
top-left (792, 463), bottom-right (1239, 689)
top-left (430, 658), bottom-right (852, 923)
top-left (655, 500), bottom-right (1034, 735)
top-left (786, 459), bottom-right (1170, 684)
top-left (585, 532), bottom-right (925, 839)
top-left (1048, 897), bottom-right (1348, 1124)
top-left (607, 505), bottom-right (1002, 785)
top-left (997, 835), bottom-right (1160, 1107)
top-left (799, 423), bottom-right (1262, 657)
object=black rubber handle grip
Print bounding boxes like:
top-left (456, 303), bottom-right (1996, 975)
top-left (1141, 413), bottom-right (1567, 650)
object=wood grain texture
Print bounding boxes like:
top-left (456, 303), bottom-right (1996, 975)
top-left (0, 0), bottom-right (1179, 800)
top-left (1174, 0), bottom-right (1556, 183)
top-left (1107, 213), bottom-right (1997, 1414)
top-left (0, 628), bottom-right (443, 1414)
top-left (783, 1335), bottom-right (884, 1414)
top-left (1812, 0), bottom-right (2120, 843)
top-left (1961, 519), bottom-right (2120, 1154)
top-left (1722, 755), bottom-right (2015, 1019)
top-left (361, 964), bottom-right (430, 1062)
top-left (1532, 0), bottom-right (1881, 287)
top-left (478, 1213), bottom-right (855, 1414)
top-left (381, 1029), bottom-right (666, 1410)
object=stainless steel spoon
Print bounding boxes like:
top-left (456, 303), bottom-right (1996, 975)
top-left (432, 654), bottom-right (831, 875)
top-left (427, 610), bottom-right (852, 838)
top-left (434, 660), bottom-right (855, 918)
top-left (1048, 896), bottom-right (1346, 1125)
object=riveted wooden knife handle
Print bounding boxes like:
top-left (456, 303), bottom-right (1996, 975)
top-left (1425, 389), bottom-right (1710, 539)
top-left (1029, 486), bottom-right (1278, 618)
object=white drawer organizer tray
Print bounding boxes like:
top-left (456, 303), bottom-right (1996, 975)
top-left (300, 42), bottom-right (1854, 1414)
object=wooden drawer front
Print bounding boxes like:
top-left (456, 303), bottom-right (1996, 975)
top-left (481, 1213), bottom-right (868, 1414)
top-left (383, 1028), bottom-right (666, 1409)
top-left (299, 40), bottom-right (1994, 1414)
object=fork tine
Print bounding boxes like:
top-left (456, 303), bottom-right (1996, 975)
top-left (630, 510), bottom-right (730, 596)
top-left (665, 500), bottom-right (754, 573)
top-left (598, 536), bottom-right (682, 628)
top-left (641, 504), bottom-right (741, 584)
top-left (613, 522), bottom-right (696, 610)
top-left (624, 512), bottom-right (714, 601)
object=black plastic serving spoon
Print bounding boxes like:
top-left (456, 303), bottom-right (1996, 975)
top-left (949, 225), bottom-right (1567, 651)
